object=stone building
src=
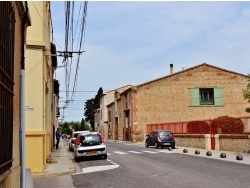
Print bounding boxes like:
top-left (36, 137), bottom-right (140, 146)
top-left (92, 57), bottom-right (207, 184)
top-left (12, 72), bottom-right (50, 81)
top-left (108, 63), bottom-right (250, 142)
top-left (95, 85), bottom-right (132, 139)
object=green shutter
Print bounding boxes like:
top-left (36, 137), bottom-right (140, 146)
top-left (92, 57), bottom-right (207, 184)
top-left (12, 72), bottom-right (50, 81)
top-left (190, 88), bottom-right (200, 106)
top-left (214, 88), bottom-right (223, 106)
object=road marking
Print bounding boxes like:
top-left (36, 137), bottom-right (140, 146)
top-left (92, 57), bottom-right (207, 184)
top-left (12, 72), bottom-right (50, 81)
top-left (81, 165), bottom-right (119, 174)
top-left (158, 150), bottom-right (173, 153)
top-left (142, 150), bottom-right (158, 153)
top-left (128, 151), bottom-right (142, 154)
top-left (74, 159), bottom-right (119, 174)
top-left (113, 151), bottom-right (127, 155)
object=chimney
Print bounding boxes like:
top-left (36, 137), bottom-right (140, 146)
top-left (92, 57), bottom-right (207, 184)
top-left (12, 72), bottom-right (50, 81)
top-left (170, 64), bottom-right (174, 75)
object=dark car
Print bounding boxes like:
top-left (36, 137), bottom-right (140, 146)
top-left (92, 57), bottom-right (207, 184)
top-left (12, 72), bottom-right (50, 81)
top-left (145, 130), bottom-right (175, 149)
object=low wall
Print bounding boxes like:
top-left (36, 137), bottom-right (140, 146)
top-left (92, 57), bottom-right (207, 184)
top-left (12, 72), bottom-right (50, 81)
top-left (216, 134), bottom-right (250, 153)
top-left (175, 134), bottom-right (250, 153)
top-left (175, 134), bottom-right (206, 149)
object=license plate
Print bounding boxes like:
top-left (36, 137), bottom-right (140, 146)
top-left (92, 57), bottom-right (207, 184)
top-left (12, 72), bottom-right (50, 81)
top-left (163, 143), bottom-right (170, 145)
top-left (87, 151), bottom-right (97, 156)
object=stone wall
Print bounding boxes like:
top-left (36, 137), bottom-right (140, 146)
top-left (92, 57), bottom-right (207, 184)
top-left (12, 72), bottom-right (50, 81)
top-left (217, 134), bottom-right (250, 153)
top-left (175, 134), bottom-right (206, 149)
top-left (175, 134), bottom-right (250, 153)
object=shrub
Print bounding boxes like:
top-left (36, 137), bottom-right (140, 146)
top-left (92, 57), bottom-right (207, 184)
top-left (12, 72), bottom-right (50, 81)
top-left (186, 121), bottom-right (210, 134)
top-left (210, 116), bottom-right (244, 134)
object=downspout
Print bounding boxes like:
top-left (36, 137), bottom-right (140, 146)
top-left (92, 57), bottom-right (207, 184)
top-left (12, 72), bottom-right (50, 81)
top-left (20, 2), bottom-right (29, 188)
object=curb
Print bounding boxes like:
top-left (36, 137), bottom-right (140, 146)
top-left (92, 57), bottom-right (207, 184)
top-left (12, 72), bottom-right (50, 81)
top-left (32, 167), bottom-right (76, 179)
top-left (32, 146), bottom-right (76, 179)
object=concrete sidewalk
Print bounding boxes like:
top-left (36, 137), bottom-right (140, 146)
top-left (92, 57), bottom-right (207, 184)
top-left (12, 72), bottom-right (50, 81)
top-left (132, 140), bottom-right (250, 165)
top-left (32, 139), bottom-right (76, 178)
top-left (31, 139), bottom-right (76, 188)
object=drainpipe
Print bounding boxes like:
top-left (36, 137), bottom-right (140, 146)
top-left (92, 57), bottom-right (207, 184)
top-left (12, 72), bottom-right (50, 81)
top-left (20, 2), bottom-right (30, 188)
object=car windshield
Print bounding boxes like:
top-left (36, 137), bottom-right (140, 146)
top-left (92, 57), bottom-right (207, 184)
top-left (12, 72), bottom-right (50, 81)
top-left (159, 131), bottom-right (172, 136)
top-left (80, 135), bottom-right (101, 146)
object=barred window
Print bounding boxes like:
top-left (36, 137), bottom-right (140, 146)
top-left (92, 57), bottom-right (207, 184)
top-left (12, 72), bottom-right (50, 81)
top-left (0, 2), bottom-right (15, 175)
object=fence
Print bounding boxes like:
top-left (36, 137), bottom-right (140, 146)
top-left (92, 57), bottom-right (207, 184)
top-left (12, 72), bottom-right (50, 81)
top-left (147, 116), bottom-right (250, 134)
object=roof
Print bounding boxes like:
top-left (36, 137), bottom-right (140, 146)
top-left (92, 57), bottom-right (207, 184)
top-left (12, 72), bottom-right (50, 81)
top-left (136, 63), bottom-right (249, 87)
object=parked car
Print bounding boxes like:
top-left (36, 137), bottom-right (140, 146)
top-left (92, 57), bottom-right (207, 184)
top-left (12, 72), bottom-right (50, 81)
top-left (145, 130), bottom-right (175, 149)
top-left (74, 132), bottom-right (107, 162)
top-left (69, 131), bottom-right (90, 152)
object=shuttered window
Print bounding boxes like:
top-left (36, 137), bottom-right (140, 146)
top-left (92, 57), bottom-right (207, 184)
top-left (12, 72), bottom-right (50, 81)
top-left (190, 87), bottom-right (223, 106)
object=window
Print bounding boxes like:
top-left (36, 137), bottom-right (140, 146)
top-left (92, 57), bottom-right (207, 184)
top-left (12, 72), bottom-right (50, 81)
top-left (0, 2), bottom-right (15, 175)
top-left (190, 87), bottom-right (223, 106)
top-left (200, 88), bottom-right (214, 105)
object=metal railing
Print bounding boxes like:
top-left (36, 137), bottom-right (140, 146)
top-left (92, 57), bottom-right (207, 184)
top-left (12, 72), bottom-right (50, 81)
top-left (147, 116), bottom-right (250, 134)
top-left (0, 2), bottom-right (15, 175)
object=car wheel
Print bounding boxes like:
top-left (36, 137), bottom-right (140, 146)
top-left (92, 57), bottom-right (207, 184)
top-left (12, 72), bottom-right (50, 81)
top-left (145, 141), bottom-right (149, 147)
top-left (154, 142), bottom-right (158, 149)
top-left (172, 145), bottom-right (175, 149)
top-left (103, 154), bottom-right (107, 160)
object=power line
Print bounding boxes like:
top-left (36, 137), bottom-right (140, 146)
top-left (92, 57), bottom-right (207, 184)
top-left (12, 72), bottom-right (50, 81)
top-left (60, 90), bottom-right (110, 92)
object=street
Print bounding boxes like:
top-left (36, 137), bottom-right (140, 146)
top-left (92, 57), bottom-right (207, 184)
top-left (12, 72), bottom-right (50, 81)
top-left (70, 141), bottom-right (250, 188)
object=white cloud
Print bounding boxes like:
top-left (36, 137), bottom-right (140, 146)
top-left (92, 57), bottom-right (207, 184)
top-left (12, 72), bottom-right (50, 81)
top-left (51, 1), bottom-right (250, 122)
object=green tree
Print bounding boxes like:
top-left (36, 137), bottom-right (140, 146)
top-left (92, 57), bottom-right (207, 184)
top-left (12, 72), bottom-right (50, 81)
top-left (243, 74), bottom-right (250, 113)
top-left (94, 87), bottom-right (103, 110)
top-left (75, 123), bottom-right (79, 131)
top-left (84, 98), bottom-right (95, 130)
top-left (84, 87), bottom-right (103, 131)
top-left (63, 127), bottom-right (71, 135)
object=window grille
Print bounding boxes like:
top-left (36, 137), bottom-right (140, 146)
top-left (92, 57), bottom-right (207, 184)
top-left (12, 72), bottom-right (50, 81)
top-left (0, 2), bottom-right (15, 175)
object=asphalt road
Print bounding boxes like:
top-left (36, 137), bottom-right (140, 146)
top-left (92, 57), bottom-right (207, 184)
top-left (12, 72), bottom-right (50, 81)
top-left (71, 141), bottom-right (250, 188)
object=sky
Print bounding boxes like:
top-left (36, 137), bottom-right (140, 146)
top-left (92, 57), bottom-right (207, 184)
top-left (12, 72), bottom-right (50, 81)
top-left (51, 1), bottom-right (250, 123)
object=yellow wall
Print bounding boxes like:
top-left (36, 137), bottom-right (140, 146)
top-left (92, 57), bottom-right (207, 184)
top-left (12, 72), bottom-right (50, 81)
top-left (25, 1), bottom-right (53, 173)
top-left (25, 132), bottom-right (44, 172)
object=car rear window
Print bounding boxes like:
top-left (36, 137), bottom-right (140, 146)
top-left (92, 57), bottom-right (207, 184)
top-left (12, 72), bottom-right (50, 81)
top-left (159, 131), bottom-right (172, 136)
top-left (80, 134), bottom-right (101, 146)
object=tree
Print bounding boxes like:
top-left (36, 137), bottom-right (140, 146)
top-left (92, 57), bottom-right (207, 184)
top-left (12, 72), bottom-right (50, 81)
top-left (243, 74), bottom-right (250, 113)
top-left (94, 87), bottom-right (103, 109)
top-left (84, 98), bottom-right (95, 130)
top-left (84, 87), bottom-right (103, 130)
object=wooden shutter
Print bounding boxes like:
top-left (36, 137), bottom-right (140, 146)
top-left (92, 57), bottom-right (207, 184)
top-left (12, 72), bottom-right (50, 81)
top-left (190, 88), bottom-right (200, 106)
top-left (214, 88), bottom-right (223, 106)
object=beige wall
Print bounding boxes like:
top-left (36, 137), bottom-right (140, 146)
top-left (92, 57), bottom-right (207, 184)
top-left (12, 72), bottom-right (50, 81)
top-left (97, 85), bottom-right (132, 139)
top-left (134, 64), bottom-right (249, 139)
top-left (25, 1), bottom-right (53, 173)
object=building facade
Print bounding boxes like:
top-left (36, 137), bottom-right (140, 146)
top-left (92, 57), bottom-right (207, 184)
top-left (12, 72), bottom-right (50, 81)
top-left (25, 1), bottom-right (54, 172)
top-left (109, 63), bottom-right (250, 142)
top-left (0, 2), bottom-right (30, 187)
top-left (95, 85), bottom-right (132, 139)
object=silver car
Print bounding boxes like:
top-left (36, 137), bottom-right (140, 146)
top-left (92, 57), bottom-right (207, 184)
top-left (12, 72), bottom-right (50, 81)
top-left (69, 131), bottom-right (90, 152)
top-left (74, 132), bottom-right (107, 162)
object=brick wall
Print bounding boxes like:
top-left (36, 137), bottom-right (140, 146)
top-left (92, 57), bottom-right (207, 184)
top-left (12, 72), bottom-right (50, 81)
top-left (135, 64), bottom-right (249, 137)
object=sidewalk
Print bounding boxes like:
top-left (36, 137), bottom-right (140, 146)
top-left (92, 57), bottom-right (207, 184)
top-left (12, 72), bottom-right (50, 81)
top-left (30, 139), bottom-right (77, 188)
top-left (132, 141), bottom-right (250, 165)
top-left (32, 139), bottom-right (76, 178)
